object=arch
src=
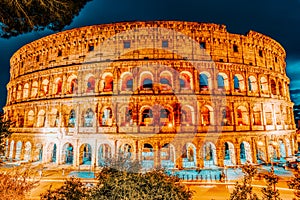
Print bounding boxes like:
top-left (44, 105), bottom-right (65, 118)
top-left (68, 109), bottom-right (76, 127)
top-left (23, 83), bottom-right (29, 98)
top-left (50, 108), bottom-right (59, 127)
top-left (248, 76), bottom-right (258, 92)
top-left (9, 140), bottom-right (14, 159)
top-left (42, 79), bottom-right (49, 96)
top-left (62, 143), bottom-right (74, 164)
top-left (160, 71), bottom-right (173, 90)
top-left (31, 81), bottom-right (38, 98)
top-left (217, 73), bottom-right (229, 90)
top-left (161, 143), bottom-right (175, 169)
top-left (260, 76), bottom-right (268, 94)
top-left (279, 140), bottom-right (286, 158)
top-left (203, 142), bottom-right (217, 167)
top-left (120, 72), bottom-right (133, 91)
top-left (264, 105), bottom-right (273, 125)
top-left (141, 107), bottom-right (153, 126)
top-left (119, 144), bottom-right (132, 159)
top-left (237, 105), bottom-right (249, 125)
top-left (179, 71), bottom-right (193, 90)
top-left (15, 141), bottom-right (22, 160)
top-left (253, 104), bottom-right (262, 125)
top-left (221, 106), bottom-right (232, 126)
top-left (85, 75), bottom-right (96, 93)
top-left (183, 143), bottom-right (196, 168)
top-left (233, 74), bottom-right (245, 92)
top-left (98, 143), bottom-right (112, 166)
top-left (278, 81), bottom-right (284, 96)
top-left (46, 143), bottom-right (57, 163)
top-left (68, 75), bottom-right (78, 94)
top-left (100, 72), bottom-right (113, 92)
top-left (100, 107), bottom-right (113, 126)
top-left (35, 143), bottom-right (43, 161)
top-left (119, 106), bottom-right (133, 126)
top-left (84, 108), bottom-right (94, 127)
top-left (142, 143), bottom-right (154, 169)
top-left (160, 108), bottom-right (172, 126)
top-left (240, 141), bottom-right (252, 164)
top-left (37, 110), bottom-right (46, 127)
top-left (139, 71), bottom-right (153, 90)
top-left (199, 72), bottom-right (211, 91)
top-left (181, 105), bottom-right (195, 125)
top-left (270, 79), bottom-right (277, 95)
top-left (79, 143), bottom-right (92, 165)
top-left (24, 141), bottom-right (32, 161)
top-left (224, 142), bottom-right (235, 166)
top-left (16, 84), bottom-right (22, 99)
top-left (200, 105), bottom-right (214, 125)
top-left (268, 144), bottom-right (277, 161)
top-left (27, 110), bottom-right (35, 127)
top-left (53, 78), bottom-right (62, 95)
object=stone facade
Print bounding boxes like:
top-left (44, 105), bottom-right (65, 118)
top-left (3, 21), bottom-right (296, 169)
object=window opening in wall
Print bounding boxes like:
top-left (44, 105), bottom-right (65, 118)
top-left (248, 78), bottom-right (252, 91)
top-left (200, 42), bottom-right (206, 49)
top-left (102, 108), bottom-right (113, 126)
top-left (124, 41), bottom-right (131, 49)
top-left (88, 45), bottom-right (94, 52)
top-left (180, 79), bottom-right (185, 88)
top-left (58, 49), bottom-right (62, 57)
top-left (84, 108), bottom-right (94, 127)
top-left (162, 40), bottom-right (168, 48)
top-left (126, 79), bottom-right (133, 91)
top-left (160, 109), bottom-right (170, 126)
top-left (234, 76), bottom-right (240, 91)
top-left (217, 75), bottom-right (225, 89)
top-left (68, 110), bottom-right (76, 127)
top-left (143, 78), bottom-right (153, 89)
top-left (233, 44), bottom-right (238, 52)
top-left (86, 77), bottom-right (95, 93)
top-left (142, 109), bottom-right (153, 126)
top-left (259, 50), bottom-right (263, 57)
top-left (199, 74), bottom-right (209, 91)
top-left (275, 57), bottom-right (278, 63)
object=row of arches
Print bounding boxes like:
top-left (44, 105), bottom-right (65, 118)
top-left (5, 137), bottom-right (294, 169)
top-left (13, 102), bottom-right (293, 129)
top-left (9, 69), bottom-right (288, 103)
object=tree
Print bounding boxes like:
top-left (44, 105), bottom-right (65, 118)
top-left (0, 0), bottom-right (92, 38)
top-left (229, 162), bottom-right (260, 200)
top-left (0, 113), bottom-right (12, 156)
top-left (0, 166), bottom-right (39, 199)
top-left (288, 166), bottom-right (300, 199)
top-left (261, 167), bottom-right (282, 200)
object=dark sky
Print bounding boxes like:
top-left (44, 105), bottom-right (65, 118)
top-left (1, 0), bottom-right (300, 111)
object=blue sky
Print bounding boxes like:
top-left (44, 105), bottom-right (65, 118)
top-left (1, 0), bottom-right (300, 110)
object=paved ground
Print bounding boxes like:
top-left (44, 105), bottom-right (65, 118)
top-left (7, 164), bottom-right (294, 200)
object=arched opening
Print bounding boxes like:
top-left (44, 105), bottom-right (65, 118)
top-left (16, 84), bottom-right (22, 99)
top-left (35, 143), bottom-right (43, 162)
top-left (42, 79), bottom-right (49, 96)
top-left (27, 110), bottom-right (35, 127)
top-left (37, 110), bottom-right (46, 127)
top-left (63, 143), bottom-right (73, 164)
top-left (119, 106), bottom-right (133, 126)
top-left (31, 81), bottom-right (38, 98)
top-left (181, 105), bottom-right (195, 125)
top-left (237, 106), bottom-right (249, 126)
top-left (86, 76), bottom-right (95, 93)
top-left (23, 83), bottom-right (29, 98)
top-left (260, 77), bottom-right (268, 94)
top-left (98, 144), bottom-right (111, 166)
top-left (84, 108), bottom-right (94, 127)
top-left (54, 78), bottom-right (62, 95)
top-left (102, 74), bottom-right (113, 92)
top-left (15, 141), bottom-right (22, 160)
top-left (270, 79), bottom-right (277, 95)
top-left (182, 143), bottom-right (196, 168)
top-left (233, 74), bottom-right (245, 92)
top-left (141, 108), bottom-right (153, 126)
top-left (143, 78), bottom-right (153, 89)
top-left (253, 104), bottom-right (262, 125)
top-left (68, 109), bottom-right (76, 127)
top-left (100, 107), bottom-right (113, 126)
top-left (203, 142), bottom-right (217, 167)
top-left (217, 75), bottom-right (225, 89)
top-left (68, 76), bottom-right (78, 94)
top-left (279, 140), bottom-right (286, 159)
top-left (240, 142), bottom-right (252, 164)
top-left (201, 105), bottom-right (213, 125)
top-left (268, 145), bottom-right (277, 161)
top-left (121, 72), bottom-right (133, 91)
top-left (160, 71), bottom-right (172, 90)
top-left (161, 143), bottom-right (175, 169)
top-left (248, 76), bottom-right (257, 92)
top-left (199, 73), bottom-right (210, 91)
top-left (224, 142), bottom-right (235, 166)
top-left (47, 143), bottom-right (57, 163)
top-left (278, 82), bottom-right (283, 96)
top-left (80, 144), bottom-right (92, 165)
top-left (179, 72), bottom-right (192, 90)
top-left (264, 105), bottom-right (273, 125)
top-left (119, 144), bottom-right (132, 159)
top-left (221, 107), bottom-right (232, 126)
top-left (142, 143), bottom-right (154, 169)
top-left (24, 141), bottom-right (31, 161)
top-left (50, 108), bottom-right (59, 127)
top-left (160, 108), bottom-right (171, 126)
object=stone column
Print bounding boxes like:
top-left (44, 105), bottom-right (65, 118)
top-left (154, 142), bottom-right (161, 168)
top-left (251, 138), bottom-right (257, 164)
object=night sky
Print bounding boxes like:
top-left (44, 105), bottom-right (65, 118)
top-left (1, 0), bottom-right (300, 111)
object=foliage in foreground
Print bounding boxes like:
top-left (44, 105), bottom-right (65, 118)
top-left (0, 0), bottom-right (92, 38)
top-left (41, 156), bottom-right (193, 200)
top-left (261, 167), bottom-right (282, 200)
top-left (0, 166), bottom-right (39, 200)
top-left (288, 167), bottom-right (300, 199)
top-left (229, 162), bottom-right (259, 200)
top-left (0, 113), bottom-right (12, 155)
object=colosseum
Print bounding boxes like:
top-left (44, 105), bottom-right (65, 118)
top-left (3, 21), bottom-right (297, 170)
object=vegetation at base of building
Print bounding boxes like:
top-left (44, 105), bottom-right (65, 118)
top-left (0, 113), bottom-right (12, 156)
top-left (0, 0), bottom-right (92, 38)
top-left (288, 167), bottom-right (300, 199)
top-left (261, 167), bottom-right (282, 200)
top-left (0, 166), bottom-right (39, 200)
top-left (229, 162), bottom-right (259, 200)
top-left (41, 156), bottom-right (193, 200)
